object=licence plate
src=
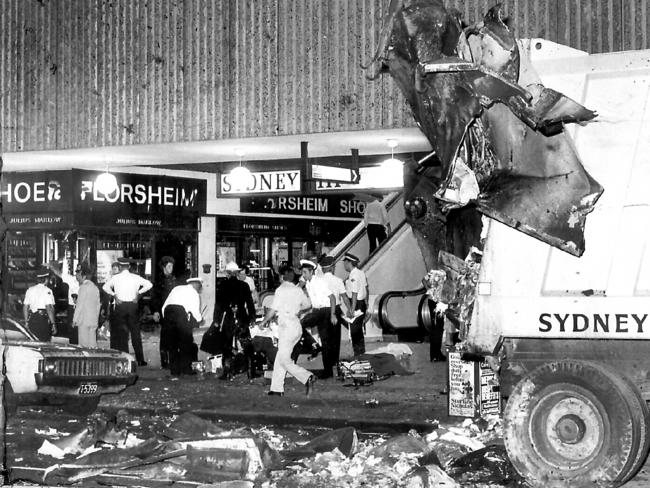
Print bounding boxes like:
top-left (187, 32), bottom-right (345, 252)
top-left (78, 383), bottom-right (98, 395)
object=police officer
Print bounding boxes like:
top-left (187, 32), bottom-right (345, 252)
top-left (300, 259), bottom-right (337, 379)
top-left (23, 267), bottom-right (57, 341)
top-left (342, 253), bottom-right (368, 356)
top-left (162, 277), bottom-right (204, 376)
top-left (319, 255), bottom-right (346, 369)
top-left (102, 257), bottom-right (153, 365)
top-left (211, 261), bottom-right (256, 379)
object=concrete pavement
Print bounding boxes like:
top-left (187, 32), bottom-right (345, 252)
top-left (98, 341), bottom-right (453, 432)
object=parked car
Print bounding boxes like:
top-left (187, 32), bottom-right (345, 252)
top-left (0, 316), bottom-right (137, 415)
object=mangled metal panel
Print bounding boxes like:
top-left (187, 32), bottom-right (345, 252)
top-left (365, 0), bottom-right (603, 258)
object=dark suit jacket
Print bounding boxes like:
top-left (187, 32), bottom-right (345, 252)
top-left (213, 276), bottom-right (256, 327)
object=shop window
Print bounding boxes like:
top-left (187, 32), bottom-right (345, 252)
top-left (216, 241), bottom-right (237, 277)
top-left (5, 232), bottom-right (40, 318)
top-left (95, 233), bottom-right (153, 283)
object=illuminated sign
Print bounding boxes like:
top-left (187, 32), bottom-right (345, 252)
top-left (240, 194), bottom-right (366, 218)
top-left (315, 165), bottom-right (403, 191)
top-left (311, 164), bottom-right (360, 184)
top-left (220, 170), bottom-right (301, 195)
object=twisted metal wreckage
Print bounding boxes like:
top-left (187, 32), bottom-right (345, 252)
top-left (364, 0), bottom-right (603, 268)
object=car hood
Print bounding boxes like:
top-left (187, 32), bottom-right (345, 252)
top-left (3, 340), bottom-right (133, 359)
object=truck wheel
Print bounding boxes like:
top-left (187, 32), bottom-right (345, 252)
top-left (617, 374), bottom-right (650, 484)
top-left (61, 397), bottom-right (100, 416)
top-left (504, 361), bottom-right (644, 487)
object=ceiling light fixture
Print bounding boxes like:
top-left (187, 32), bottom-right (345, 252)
top-left (229, 149), bottom-right (252, 192)
top-left (381, 139), bottom-right (403, 170)
top-left (95, 164), bottom-right (119, 195)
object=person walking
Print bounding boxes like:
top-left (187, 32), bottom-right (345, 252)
top-left (364, 195), bottom-right (391, 253)
top-left (102, 256), bottom-right (153, 365)
top-left (299, 259), bottom-right (337, 379)
top-left (319, 255), bottom-right (346, 369)
top-left (342, 253), bottom-right (368, 356)
top-left (162, 277), bottom-right (204, 376)
top-left (261, 265), bottom-right (316, 397)
top-left (72, 262), bottom-right (101, 348)
top-left (23, 267), bottom-right (57, 341)
top-left (211, 261), bottom-right (256, 379)
top-left (151, 256), bottom-right (178, 369)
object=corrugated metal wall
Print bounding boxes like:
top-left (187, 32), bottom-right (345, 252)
top-left (0, 0), bottom-right (648, 153)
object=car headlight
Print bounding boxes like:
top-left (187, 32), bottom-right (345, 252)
top-left (115, 362), bottom-right (125, 374)
top-left (44, 362), bottom-right (57, 374)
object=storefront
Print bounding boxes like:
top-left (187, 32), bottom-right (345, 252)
top-left (211, 153), bottom-right (411, 293)
top-left (1, 169), bottom-right (206, 318)
top-left (215, 193), bottom-right (370, 292)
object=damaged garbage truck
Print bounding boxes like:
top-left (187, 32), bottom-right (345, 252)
top-left (366, 1), bottom-right (650, 487)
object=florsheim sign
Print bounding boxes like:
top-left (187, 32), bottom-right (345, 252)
top-left (0, 170), bottom-right (207, 231)
top-left (240, 194), bottom-right (367, 218)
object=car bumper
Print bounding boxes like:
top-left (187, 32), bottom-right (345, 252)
top-left (34, 373), bottom-right (138, 395)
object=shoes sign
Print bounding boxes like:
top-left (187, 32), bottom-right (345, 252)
top-left (1, 169), bottom-right (206, 231)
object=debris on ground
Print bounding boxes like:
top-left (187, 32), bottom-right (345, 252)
top-left (27, 410), bottom-right (520, 487)
top-left (284, 427), bottom-right (358, 461)
top-left (447, 444), bottom-right (525, 486)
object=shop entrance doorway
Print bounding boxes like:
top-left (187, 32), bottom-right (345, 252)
top-left (155, 235), bottom-right (188, 281)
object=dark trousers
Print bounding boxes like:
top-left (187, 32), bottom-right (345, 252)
top-left (367, 224), bottom-right (387, 253)
top-left (346, 300), bottom-right (366, 356)
top-left (290, 329), bottom-right (319, 362)
top-left (428, 301), bottom-right (446, 361)
top-left (67, 305), bottom-right (78, 345)
top-left (29, 312), bottom-right (51, 342)
top-left (113, 302), bottom-right (144, 362)
top-left (331, 305), bottom-right (343, 365)
top-left (159, 315), bottom-right (171, 368)
top-left (301, 307), bottom-right (335, 376)
top-left (165, 305), bottom-right (196, 376)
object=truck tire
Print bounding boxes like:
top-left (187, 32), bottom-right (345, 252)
top-left (503, 360), bottom-right (645, 487)
top-left (617, 374), bottom-right (650, 484)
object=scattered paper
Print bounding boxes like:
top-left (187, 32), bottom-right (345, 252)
top-left (38, 440), bottom-right (66, 459)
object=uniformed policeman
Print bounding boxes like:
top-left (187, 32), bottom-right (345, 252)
top-left (23, 267), bottom-right (57, 341)
top-left (319, 255), bottom-right (346, 369)
top-left (342, 252), bottom-right (368, 356)
top-left (162, 276), bottom-right (204, 376)
top-left (300, 259), bottom-right (337, 379)
top-left (102, 256), bottom-right (153, 365)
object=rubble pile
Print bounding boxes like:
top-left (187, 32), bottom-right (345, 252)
top-left (26, 411), bottom-right (524, 487)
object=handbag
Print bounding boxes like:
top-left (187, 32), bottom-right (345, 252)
top-left (200, 313), bottom-right (227, 354)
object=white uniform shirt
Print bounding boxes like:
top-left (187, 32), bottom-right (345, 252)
top-left (102, 270), bottom-right (153, 302)
top-left (345, 267), bottom-right (368, 300)
top-left (323, 272), bottom-right (345, 306)
top-left (272, 281), bottom-right (309, 318)
top-left (62, 273), bottom-right (79, 305)
top-left (162, 284), bottom-right (202, 321)
top-left (364, 200), bottom-right (388, 226)
top-left (24, 283), bottom-right (55, 312)
top-left (305, 274), bottom-right (334, 309)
